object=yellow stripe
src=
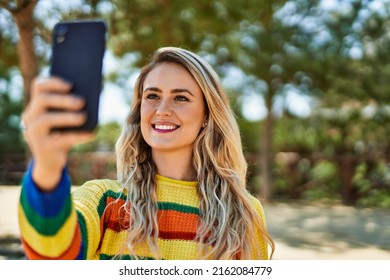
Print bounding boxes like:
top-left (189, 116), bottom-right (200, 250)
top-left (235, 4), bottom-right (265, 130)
top-left (157, 180), bottom-right (200, 208)
top-left (99, 228), bottom-right (199, 260)
top-left (98, 229), bottom-right (156, 259)
top-left (156, 175), bottom-right (197, 187)
top-left (18, 203), bottom-right (77, 258)
top-left (158, 239), bottom-right (198, 260)
top-left (72, 180), bottom-right (117, 208)
top-left (97, 228), bottom-right (128, 257)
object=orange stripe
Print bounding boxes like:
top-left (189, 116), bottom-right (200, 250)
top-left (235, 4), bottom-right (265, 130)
top-left (158, 210), bottom-right (199, 234)
top-left (102, 201), bottom-right (200, 239)
top-left (101, 197), bottom-right (130, 233)
top-left (22, 226), bottom-right (82, 260)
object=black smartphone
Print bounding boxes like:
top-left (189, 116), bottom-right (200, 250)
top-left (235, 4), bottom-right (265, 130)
top-left (50, 19), bottom-right (106, 131)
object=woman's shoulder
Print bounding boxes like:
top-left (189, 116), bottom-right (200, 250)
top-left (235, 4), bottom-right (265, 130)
top-left (71, 178), bottom-right (124, 199)
top-left (247, 193), bottom-right (267, 221)
top-left (82, 178), bottom-right (122, 190)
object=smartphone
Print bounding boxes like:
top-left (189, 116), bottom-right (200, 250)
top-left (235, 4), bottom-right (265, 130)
top-left (50, 19), bottom-right (106, 131)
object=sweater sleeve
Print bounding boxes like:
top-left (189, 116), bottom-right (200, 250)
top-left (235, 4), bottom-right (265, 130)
top-left (249, 195), bottom-right (270, 260)
top-left (18, 161), bottom-right (84, 259)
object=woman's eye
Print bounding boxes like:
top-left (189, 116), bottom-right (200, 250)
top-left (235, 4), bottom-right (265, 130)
top-left (146, 93), bottom-right (159, 100)
top-left (175, 95), bottom-right (189, 102)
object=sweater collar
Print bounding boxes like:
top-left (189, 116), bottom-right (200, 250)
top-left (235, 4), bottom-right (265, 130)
top-left (156, 174), bottom-right (197, 187)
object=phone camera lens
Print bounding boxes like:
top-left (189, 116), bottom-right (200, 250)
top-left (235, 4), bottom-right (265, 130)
top-left (57, 25), bottom-right (68, 36)
top-left (56, 25), bottom-right (68, 44)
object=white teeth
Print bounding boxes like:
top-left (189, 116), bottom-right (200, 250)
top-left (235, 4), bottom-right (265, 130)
top-left (155, 124), bottom-right (177, 130)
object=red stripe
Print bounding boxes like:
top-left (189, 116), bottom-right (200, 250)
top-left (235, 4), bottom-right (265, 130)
top-left (159, 231), bottom-right (197, 240)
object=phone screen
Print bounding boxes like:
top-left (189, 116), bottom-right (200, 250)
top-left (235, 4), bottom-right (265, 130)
top-left (50, 20), bottom-right (106, 131)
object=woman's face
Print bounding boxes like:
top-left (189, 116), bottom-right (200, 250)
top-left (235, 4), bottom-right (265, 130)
top-left (140, 62), bottom-right (206, 154)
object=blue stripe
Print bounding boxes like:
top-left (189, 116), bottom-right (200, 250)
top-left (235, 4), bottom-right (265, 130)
top-left (75, 239), bottom-right (84, 260)
top-left (22, 160), bottom-right (71, 218)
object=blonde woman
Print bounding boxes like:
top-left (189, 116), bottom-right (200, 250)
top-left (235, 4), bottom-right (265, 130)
top-left (19, 47), bottom-right (275, 260)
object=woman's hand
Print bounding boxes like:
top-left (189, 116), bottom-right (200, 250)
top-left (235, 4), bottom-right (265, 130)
top-left (22, 77), bottom-right (96, 191)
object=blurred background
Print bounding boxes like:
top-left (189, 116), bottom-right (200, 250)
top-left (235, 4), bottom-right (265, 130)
top-left (0, 0), bottom-right (389, 260)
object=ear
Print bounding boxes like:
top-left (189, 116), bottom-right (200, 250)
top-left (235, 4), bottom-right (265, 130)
top-left (202, 115), bottom-right (208, 128)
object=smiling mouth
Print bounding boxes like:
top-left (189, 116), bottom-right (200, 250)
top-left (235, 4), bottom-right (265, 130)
top-left (152, 124), bottom-right (180, 132)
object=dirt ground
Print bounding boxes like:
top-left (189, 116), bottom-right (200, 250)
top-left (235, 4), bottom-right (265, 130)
top-left (263, 201), bottom-right (390, 259)
top-left (1, 186), bottom-right (389, 260)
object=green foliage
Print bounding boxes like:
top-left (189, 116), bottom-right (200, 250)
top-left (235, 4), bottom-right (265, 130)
top-left (71, 121), bottom-right (122, 152)
top-left (302, 160), bottom-right (340, 201)
top-left (107, 0), bottom-right (251, 66)
top-left (0, 31), bottom-right (18, 76)
top-left (354, 161), bottom-right (390, 208)
top-left (237, 117), bottom-right (261, 154)
top-left (270, 103), bottom-right (390, 207)
top-left (357, 189), bottom-right (390, 209)
top-left (0, 10), bottom-right (24, 153)
top-left (0, 82), bottom-right (25, 153)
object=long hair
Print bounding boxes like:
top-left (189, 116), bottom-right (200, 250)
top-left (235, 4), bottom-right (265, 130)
top-left (115, 47), bottom-right (274, 259)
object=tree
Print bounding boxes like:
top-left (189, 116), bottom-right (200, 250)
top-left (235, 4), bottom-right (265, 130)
top-left (0, 0), bottom-right (38, 104)
top-left (106, 0), bottom-right (249, 65)
top-left (218, 0), bottom-right (321, 199)
top-left (0, 4), bottom-right (26, 154)
top-left (302, 0), bottom-right (390, 104)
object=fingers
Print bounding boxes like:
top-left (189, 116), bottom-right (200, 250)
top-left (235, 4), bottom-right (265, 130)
top-left (31, 76), bottom-right (73, 99)
top-left (24, 111), bottom-right (87, 138)
top-left (36, 93), bottom-right (85, 111)
top-left (21, 76), bottom-right (95, 152)
top-left (26, 77), bottom-right (84, 113)
top-left (23, 77), bottom-right (86, 134)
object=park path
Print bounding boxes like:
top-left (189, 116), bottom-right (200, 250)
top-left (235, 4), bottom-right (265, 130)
top-left (263, 201), bottom-right (390, 259)
top-left (1, 186), bottom-right (389, 260)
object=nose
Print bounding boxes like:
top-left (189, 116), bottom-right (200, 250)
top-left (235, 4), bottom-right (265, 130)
top-left (156, 99), bottom-right (172, 117)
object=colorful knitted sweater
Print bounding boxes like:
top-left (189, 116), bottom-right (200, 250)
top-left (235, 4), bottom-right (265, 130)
top-left (19, 162), bottom-right (269, 260)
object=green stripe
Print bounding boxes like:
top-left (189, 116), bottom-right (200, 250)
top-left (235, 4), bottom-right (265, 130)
top-left (77, 210), bottom-right (88, 259)
top-left (99, 254), bottom-right (155, 260)
top-left (157, 202), bottom-right (200, 215)
top-left (20, 188), bottom-right (72, 236)
top-left (96, 190), bottom-right (127, 218)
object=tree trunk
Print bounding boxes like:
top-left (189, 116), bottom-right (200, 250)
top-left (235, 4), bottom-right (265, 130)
top-left (339, 156), bottom-right (356, 205)
top-left (259, 89), bottom-right (274, 200)
top-left (3, 0), bottom-right (39, 164)
top-left (8, 0), bottom-right (39, 105)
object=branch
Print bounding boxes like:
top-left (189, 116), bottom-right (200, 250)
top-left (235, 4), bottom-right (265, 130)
top-left (0, 1), bottom-right (16, 13)
top-left (0, 0), bottom-right (38, 15)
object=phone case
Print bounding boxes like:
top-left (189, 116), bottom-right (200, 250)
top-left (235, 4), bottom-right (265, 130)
top-left (50, 20), bottom-right (106, 131)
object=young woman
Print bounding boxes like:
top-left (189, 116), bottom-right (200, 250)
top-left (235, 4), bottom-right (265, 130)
top-left (19, 47), bottom-right (275, 260)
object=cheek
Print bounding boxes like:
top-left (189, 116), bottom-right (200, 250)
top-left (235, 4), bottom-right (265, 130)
top-left (182, 106), bottom-right (205, 128)
top-left (140, 102), bottom-right (152, 135)
top-left (140, 101), bottom-right (152, 121)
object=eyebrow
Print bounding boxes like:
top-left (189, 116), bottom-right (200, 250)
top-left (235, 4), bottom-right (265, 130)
top-left (143, 87), bottom-right (194, 96)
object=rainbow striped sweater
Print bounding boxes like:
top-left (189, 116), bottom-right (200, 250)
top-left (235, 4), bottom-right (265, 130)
top-left (19, 163), bottom-right (269, 260)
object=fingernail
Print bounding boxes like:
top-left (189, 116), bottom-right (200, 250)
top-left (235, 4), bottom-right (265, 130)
top-left (73, 96), bottom-right (85, 105)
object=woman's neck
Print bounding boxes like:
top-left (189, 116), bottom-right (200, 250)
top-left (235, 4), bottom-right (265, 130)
top-left (152, 149), bottom-right (196, 181)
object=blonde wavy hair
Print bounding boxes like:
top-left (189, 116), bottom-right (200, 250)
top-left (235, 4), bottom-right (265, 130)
top-left (115, 47), bottom-right (274, 259)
